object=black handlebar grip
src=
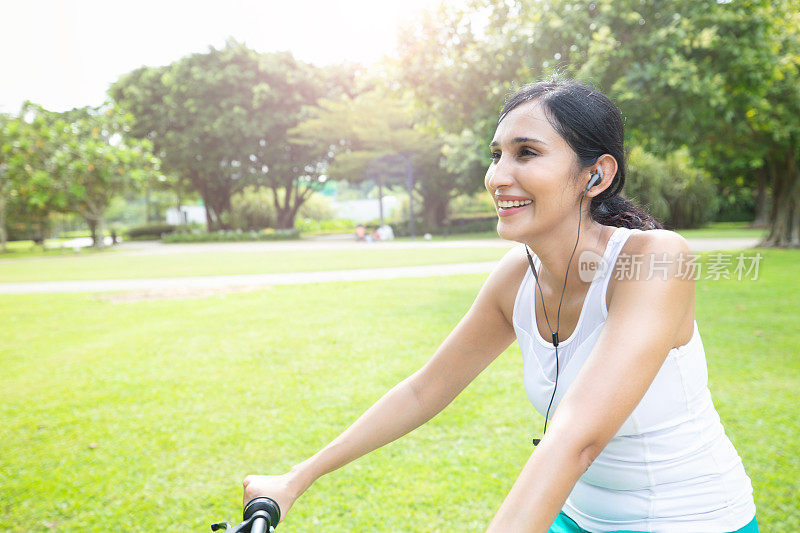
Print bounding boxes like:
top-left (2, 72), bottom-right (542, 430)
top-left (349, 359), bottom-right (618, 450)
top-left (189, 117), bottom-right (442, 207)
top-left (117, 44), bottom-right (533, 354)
top-left (243, 496), bottom-right (281, 527)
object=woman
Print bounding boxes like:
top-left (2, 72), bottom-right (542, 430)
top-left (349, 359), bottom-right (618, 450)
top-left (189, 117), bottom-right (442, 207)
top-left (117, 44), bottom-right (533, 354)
top-left (242, 80), bottom-right (758, 532)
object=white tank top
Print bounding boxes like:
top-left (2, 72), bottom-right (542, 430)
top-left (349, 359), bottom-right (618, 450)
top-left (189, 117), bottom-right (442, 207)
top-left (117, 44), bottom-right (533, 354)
top-left (512, 226), bottom-right (756, 532)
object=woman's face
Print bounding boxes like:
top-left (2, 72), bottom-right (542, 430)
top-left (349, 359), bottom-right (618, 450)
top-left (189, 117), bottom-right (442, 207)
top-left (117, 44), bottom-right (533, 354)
top-left (485, 100), bottom-right (585, 242)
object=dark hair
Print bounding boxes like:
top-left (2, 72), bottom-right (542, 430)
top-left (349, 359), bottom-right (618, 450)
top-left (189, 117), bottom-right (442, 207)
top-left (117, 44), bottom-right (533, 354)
top-left (498, 79), bottom-right (662, 230)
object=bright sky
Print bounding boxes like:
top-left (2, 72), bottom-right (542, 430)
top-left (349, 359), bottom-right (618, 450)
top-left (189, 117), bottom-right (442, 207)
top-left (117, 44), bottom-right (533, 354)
top-left (0, 0), bottom-right (443, 114)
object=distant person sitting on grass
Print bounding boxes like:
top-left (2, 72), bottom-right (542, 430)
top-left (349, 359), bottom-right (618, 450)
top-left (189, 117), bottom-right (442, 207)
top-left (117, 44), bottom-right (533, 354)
top-left (242, 79), bottom-right (758, 532)
top-left (377, 225), bottom-right (394, 241)
top-left (354, 224), bottom-right (366, 241)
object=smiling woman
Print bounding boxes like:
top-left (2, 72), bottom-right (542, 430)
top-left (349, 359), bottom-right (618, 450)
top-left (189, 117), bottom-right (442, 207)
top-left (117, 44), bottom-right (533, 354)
top-left (240, 79), bottom-right (758, 533)
top-left (480, 80), bottom-right (757, 532)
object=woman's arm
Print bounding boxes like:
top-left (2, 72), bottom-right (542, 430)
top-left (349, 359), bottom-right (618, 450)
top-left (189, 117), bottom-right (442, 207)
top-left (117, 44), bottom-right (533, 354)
top-left (486, 231), bottom-right (696, 532)
top-left (245, 248), bottom-right (523, 511)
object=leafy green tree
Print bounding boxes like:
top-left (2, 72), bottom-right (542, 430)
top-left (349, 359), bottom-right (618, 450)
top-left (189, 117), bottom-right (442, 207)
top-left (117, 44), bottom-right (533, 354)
top-left (54, 105), bottom-right (161, 248)
top-left (111, 40), bottom-right (352, 230)
top-left (292, 90), bottom-right (473, 228)
top-left (103, 61), bottom-right (191, 223)
top-left (0, 104), bottom-right (71, 246)
top-left (392, 3), bottom-right (511, 203)
top-left (0, 103), bottom-right (161, 249)
top-left (0, 113), bottom-right (10, 251)
top-left (577, 0), bottom-right (799, 244)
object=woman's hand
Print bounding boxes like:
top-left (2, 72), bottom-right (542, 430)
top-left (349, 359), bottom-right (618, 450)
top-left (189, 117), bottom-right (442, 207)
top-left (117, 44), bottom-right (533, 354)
top-left (242, 468), bottom-right (312, 524)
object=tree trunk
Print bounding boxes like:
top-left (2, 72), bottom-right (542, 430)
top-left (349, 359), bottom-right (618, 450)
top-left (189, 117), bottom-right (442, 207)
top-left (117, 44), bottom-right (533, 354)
top-left (273, 184), bottom-right (304, 230)
top-left (762, 149), bottom-right (800, 248)
top-left (204, 204), bottom-right (214, 231)
top-left (88, 219), bottom-right (98, 247)
top-left (751, 167), bottom-right (770, 229)
top-left (34, 217), bottom-right (46, 247)
top-left (0, 191), bottom-right (7, 253)
top-left (191, 171), bottom-right (214, 231)
top-left (275, 207), bottom-right (295, 230)
top-left (206, 198), bottom-right (227, 230)
top-left (95, 216), bottom-right (106, 250)
top-left (422, 194), bottom-right (449, 230)
top-left (217, 196), bottom-right (232, 230)
top-left (145, 186), bottom-right (152, 223)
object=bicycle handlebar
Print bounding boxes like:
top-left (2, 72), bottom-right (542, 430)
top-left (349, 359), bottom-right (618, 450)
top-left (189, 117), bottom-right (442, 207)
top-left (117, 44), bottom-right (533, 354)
top-left (211, 496), bottom-right (281, 533)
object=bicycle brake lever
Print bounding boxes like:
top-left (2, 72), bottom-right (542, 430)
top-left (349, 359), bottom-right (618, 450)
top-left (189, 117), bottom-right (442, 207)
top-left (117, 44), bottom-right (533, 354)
top-left (211, 518), bottom-right (253, 533)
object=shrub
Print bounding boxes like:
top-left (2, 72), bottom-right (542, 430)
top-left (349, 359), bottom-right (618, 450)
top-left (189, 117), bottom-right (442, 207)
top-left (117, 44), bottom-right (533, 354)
top-left (389, 216), bottom-right (497, 237)
top-left (126, 223), bottom-right (178, 240)
top-left (662, 148), bottom-right (717, 228)
top-left (161, 228), bottom-right (299, 243)
top-left (295, 218), bottom-right (357, 235)
top-left (712, 185), bottom-right (756, 222)
top-left (625, 147), bottom-right (671, 224)
top-left (448, 192), bottom-right (496, 218)
top-left (298, 193), bottom-right (337, 222)
top-left (230, 188), bottom-right (336, 231)
top-left (446, 216), bottom-right (498, 234)
top-left (625, 146), bottom-right (717, 229)
top-left (231, 186), bottom-right (275, 231)
top-left (389, 193), bottom-right (424, 224)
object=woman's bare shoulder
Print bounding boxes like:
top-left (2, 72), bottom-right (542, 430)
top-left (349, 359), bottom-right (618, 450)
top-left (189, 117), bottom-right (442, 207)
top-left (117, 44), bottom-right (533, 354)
top-left (621, 228), bottom-right (691, 256)
top-left (609, 228), bottom-right (696, 347)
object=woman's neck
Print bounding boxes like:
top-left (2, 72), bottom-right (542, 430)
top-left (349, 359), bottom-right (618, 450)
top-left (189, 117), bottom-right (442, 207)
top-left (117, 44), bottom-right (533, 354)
top-left (524, 222), bottom-right (612, 290)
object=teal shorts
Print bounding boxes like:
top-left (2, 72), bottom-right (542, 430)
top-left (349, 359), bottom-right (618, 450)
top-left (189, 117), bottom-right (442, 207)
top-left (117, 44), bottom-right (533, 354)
top-left (548, 512), bottom-right (759, 533)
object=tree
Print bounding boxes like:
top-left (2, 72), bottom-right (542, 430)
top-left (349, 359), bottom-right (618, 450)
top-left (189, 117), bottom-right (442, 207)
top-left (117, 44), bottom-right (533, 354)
top-left (292, 90), bottom-right (474, 228)
top-left (54, 105), bottom-right (162, 248)
top-left (0, 104), bottom-right (71, 246)
top-left (392, 2), bottom-right (512, 203)
top-left (0, 113), bottom-right (10, 251)
top-left (0, 103), bottom-right (161, 249)
top-left (110, 40), bottom-right (354, 230)
top-left (575, 0), bottom-right (799, 245)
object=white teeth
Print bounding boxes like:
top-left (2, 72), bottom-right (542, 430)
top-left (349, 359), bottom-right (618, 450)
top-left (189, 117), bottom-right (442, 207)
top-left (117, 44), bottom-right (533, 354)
top-left (498, 200), bottom-right (532, 208)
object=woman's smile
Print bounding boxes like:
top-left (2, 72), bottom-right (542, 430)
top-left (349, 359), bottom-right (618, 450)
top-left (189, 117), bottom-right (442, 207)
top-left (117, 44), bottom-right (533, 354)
top-left (495, 194), bottom-right (534, 217)
top-left (497, 203), bottom-right (532, 217)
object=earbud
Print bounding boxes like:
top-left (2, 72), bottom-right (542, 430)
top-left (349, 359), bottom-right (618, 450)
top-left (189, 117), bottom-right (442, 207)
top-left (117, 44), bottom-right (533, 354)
top-left (586, 167), bottom-right (603, 192)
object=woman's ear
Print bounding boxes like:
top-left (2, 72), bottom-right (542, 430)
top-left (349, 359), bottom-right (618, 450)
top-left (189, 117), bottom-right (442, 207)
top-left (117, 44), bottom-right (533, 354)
top-left (587, 154), bottom-right (617, 198)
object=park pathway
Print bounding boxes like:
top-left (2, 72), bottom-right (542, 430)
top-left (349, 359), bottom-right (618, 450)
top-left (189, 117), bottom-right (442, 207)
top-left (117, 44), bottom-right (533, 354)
top-left (0, 237), bottom-right (761, 295)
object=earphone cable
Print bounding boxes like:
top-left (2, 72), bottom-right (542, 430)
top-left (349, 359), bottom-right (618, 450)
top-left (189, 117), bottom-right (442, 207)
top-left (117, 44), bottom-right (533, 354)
top-left (527, 190), bottom-right (589, 443)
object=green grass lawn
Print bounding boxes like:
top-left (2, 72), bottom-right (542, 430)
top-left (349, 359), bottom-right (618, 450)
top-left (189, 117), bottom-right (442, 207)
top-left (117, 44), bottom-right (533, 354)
top-left (389, 221), bottom-right (767, 242)
top-left (0, 220), bottom-right (764, 261)
top-left (395, 231), bottom-right (506, 241)
top-left (0, 239), bottom-right (122, 260)
top-left (0, 246), bottom-right (511, 283)
top-left (0, 221), bottom-right (764, 284)
top-left (1, 247), bottom-right (797, 531)
top-left (675, 221), bottom-right (767, 239)
top-left (422, 222), bottom-right (767, 241)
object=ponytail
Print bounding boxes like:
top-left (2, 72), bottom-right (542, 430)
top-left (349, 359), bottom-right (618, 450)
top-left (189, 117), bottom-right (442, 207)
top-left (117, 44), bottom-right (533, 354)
top-left (590, 195), bottom-right (663, 230)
